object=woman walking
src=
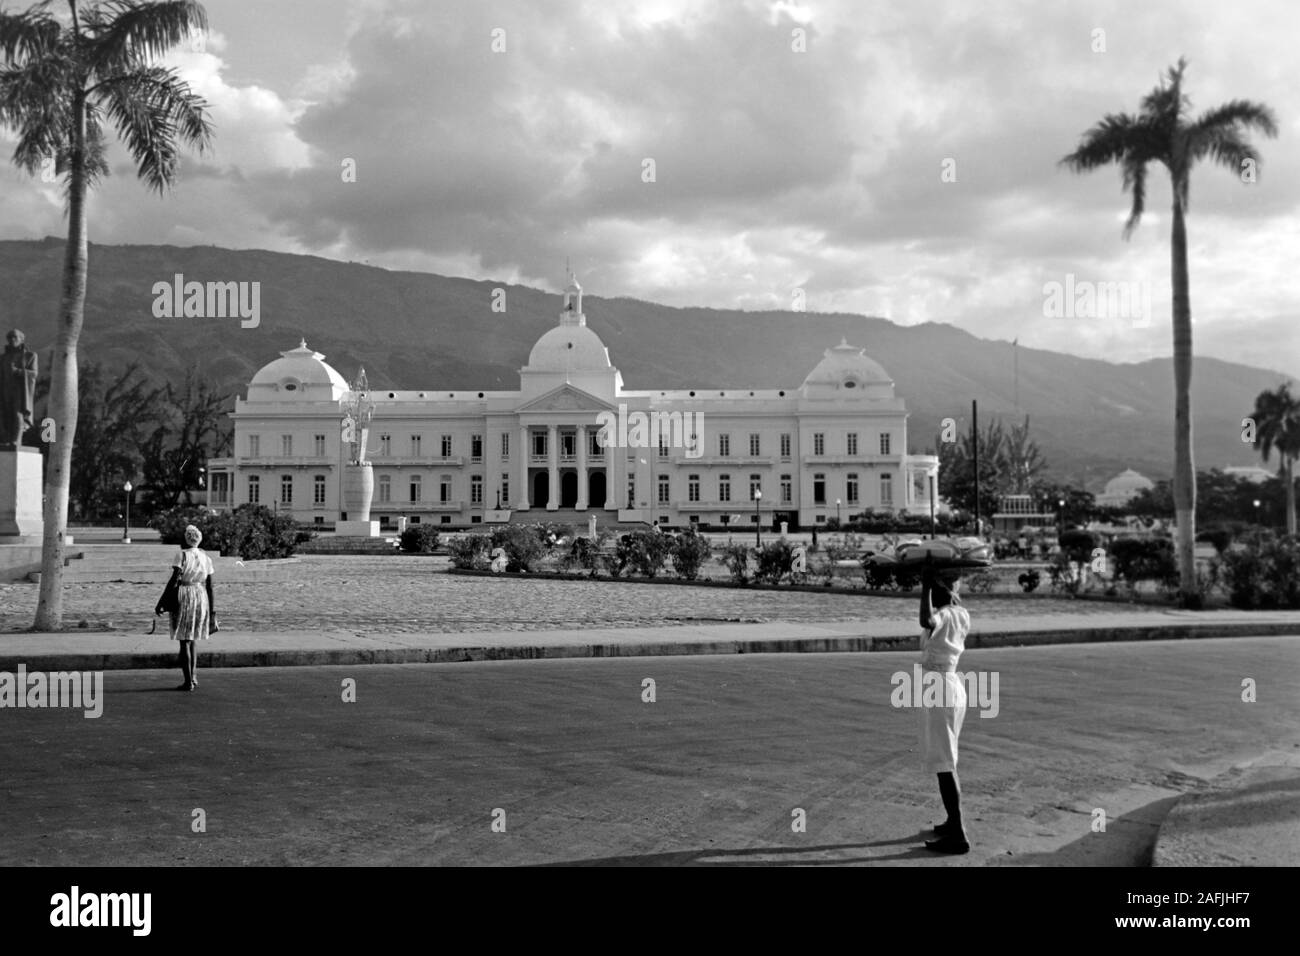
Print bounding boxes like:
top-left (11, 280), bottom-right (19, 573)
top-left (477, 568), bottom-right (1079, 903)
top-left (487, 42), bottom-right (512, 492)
top-left (918, 568), bottom-right (971, 854)
top-left (157, 524), bottom-right (217, 691)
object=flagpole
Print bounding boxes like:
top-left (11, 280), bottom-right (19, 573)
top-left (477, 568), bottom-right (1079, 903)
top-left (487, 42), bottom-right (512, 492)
top-left (1013, 338), bottom-right (1019, 409)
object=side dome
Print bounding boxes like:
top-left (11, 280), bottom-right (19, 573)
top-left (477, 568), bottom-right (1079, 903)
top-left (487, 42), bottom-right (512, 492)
top-left (1103, 468), bottom-right (1154, 497)
top-left (248, 340), bottom-right (350, 399)
top-left (526, 325), bottom-right (612, 371)
top-left (801, 339), bottom-right (893, 390)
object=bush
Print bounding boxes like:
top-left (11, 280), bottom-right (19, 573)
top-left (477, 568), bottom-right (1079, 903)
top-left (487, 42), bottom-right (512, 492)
top-left (1109, 537), bottom-right (1177, 591)
top-left (863, 560), bottom-right (896, 590)
top-left (963, 569), bottom-right (996, 593)
top-left (670, 532), bottom-right (712, 581)
top-left (1058, 530), bottom-right (1098, 563)
top-left (817, 544), bottom-right (845, 585)
top-left (149, 505), bottom-right (218, 545)
top-left (211, 505), bottom-right (312, 560)
top-left (755, 540), bottom-right (794, 584)
top-left (720, 543), bottom-right (752, 583)
top-left (490, 524), bottom-right (545, 572)
top-left (567, 534), bottom-right (609, 576)
top-left (447, 534), bottom-right (490, 570)
top-left (1017, 569), bottom-right (1041, 593)
top-left (399, 524), bottom-right (440, 553)
top-left (616, 530), bottom-right (671, 578)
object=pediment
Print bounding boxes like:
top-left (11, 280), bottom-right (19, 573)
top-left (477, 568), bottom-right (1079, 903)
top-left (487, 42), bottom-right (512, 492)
top-left (516, 383), bottom-right (615, 413)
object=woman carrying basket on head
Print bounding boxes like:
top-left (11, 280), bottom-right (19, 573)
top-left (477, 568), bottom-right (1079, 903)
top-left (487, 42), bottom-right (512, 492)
top-left (156, 524), bottom-right (218, 691)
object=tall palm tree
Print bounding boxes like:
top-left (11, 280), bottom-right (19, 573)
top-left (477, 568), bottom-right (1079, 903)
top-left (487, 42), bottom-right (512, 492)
top-left (1061, 58), bottom-right (1276, 608)
top-left (1250, 383), bottom-right (1300, 535)
top-left (1, 0), bottom-right (212, 630)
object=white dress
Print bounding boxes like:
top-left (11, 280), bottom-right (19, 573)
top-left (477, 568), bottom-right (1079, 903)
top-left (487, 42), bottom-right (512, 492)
top-left (919, 604), bottom-right (971, 773)
top-left (169, 547), bottom-right (214, 642)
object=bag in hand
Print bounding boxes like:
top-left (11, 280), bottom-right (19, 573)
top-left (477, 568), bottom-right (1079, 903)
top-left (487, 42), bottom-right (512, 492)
top-left (155, 573), bottom-right (180, 616)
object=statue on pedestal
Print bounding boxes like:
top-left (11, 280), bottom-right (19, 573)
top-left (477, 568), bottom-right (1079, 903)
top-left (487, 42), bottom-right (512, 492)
top-left (1, 329), bottom-right (37, 448)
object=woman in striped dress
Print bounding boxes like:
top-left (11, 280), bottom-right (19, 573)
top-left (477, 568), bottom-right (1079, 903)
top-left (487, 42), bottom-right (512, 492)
top-left (162, 524), bottom-right (217, 691)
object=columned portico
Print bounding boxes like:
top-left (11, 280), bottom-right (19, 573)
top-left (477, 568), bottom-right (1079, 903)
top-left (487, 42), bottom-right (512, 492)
top-left (576, 424), bottom-right (588, 510)
top-left (546, 423), bottom-right (559, 511)
top-left (518, 424), bottom-right (530, 509)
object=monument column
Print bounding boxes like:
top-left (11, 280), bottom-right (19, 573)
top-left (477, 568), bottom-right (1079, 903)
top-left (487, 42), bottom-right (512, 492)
top-left (576, 424), bottom-right (588, 510)
top-left (518, 425), bottom-right (530, 509)
top-left (546, 424), bottom-right (559, 511)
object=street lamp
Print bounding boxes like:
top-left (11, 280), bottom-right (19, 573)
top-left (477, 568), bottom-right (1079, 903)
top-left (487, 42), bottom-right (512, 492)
top-left (122, 480), bottom-right (132, 543)
top-left (753, 489), bottom-right (763, 547)
top-left (1058, 497), bottom-right (1066, 532)
top-left (836, 497), bottom-right (842, 527)
top-left (1254, 498), bottom-right (1261, 525)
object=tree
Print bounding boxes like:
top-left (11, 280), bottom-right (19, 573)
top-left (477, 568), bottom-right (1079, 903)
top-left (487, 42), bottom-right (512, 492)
top-left (936, 414), bottom-right (1047, 512)
top-left (1061, 58), bottom-right (1277, 608)
top-left (1249, 383), bottom-right (1300, 535)
top-left (140, 366), bottom-right (230, 510)
top-left (68, 361), bottom-right (163, 520)
top-left (1, 0), bottom-right (213, 629)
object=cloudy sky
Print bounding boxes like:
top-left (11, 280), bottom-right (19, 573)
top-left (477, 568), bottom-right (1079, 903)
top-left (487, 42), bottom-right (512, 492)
top-left (1, 0), bottom-right (1296, 376)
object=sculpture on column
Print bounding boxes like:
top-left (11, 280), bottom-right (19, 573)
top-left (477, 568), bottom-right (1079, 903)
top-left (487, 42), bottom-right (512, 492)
top-left (1, 329), bottom-right (38, 448)
top-left (339, 368), bottom-right (376, 530)
top-left (342, 368), bottom-right (374, 463)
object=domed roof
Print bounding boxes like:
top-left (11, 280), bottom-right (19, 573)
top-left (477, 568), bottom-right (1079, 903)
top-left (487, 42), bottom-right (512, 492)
top-left (1103, 468), bottom-right (1154, 496)
top-left (249, 340), bottom-right (350, 392)
top-left (526, 324), bottom-right (612, 371)
top-left (801, 339), bottom-right (893, 388)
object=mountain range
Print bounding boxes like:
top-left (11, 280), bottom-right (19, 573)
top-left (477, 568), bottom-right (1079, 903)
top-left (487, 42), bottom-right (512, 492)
top-left (0, 237), bottom-right (1287, 492)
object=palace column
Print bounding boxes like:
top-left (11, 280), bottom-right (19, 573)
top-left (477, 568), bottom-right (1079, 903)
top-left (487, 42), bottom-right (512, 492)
top-left (546, 424), bottom-right (559, 511)
top-left (576, 424), bottom-right (588, 510)
top-left (604, 430), bottom-right (617, 511)
top-left (518, 425), bottom-right (530, 509)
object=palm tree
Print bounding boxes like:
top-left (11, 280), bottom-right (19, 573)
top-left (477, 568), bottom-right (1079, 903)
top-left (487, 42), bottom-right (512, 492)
top-left (1061, 58), bottom-right (1277, 607)
top-left (1, 0), bottom-right (212, 629)
top-left (1250, 383), bottom-right (1300, 535)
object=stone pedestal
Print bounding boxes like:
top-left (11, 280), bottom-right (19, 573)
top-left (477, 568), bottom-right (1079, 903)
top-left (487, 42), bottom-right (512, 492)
top-left (0, 448), bottom-right (42, 539)
top-left (341, 462), bottom-right (374, 522)
top-left (336, 519), bottom-right (379, 537)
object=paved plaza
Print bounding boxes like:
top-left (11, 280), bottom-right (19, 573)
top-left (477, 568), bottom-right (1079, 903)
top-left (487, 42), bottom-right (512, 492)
top-left (1, 637), bottom-right (1295, 866)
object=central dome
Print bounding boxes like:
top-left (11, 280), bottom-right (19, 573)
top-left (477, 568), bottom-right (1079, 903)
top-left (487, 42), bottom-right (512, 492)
top-left (526, 324), bottom-right (612, 371)
top-left (801, 339), bottom-right (893, 388)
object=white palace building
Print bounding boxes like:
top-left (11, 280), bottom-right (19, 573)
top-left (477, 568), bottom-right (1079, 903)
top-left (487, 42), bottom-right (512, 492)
top-left (206, 275), bottom-right (939, 531)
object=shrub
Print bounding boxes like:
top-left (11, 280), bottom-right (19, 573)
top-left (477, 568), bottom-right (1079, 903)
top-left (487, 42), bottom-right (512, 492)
top-left (616, 530), bottom-right (671, 578)
top-left (399, 524), bottom-right (440, 553)
top-left (1047, 553), bottom-right (1081, 594)
top-left (149, 505), bottom-right (218, 545)
top-left (818, 544), bottom-right (845, 585)
top-left (863, 560), bottom-right (896, 590)
top-left (720, 543), bottom-right (751, 583)
top-left (1017, 569), bottom-right (1041, 593)
top-left (755, 540), bottom-right (794, 584)
top-left (207, 504), bottom-right (311, 560)
top-left (447, 534), bottom-right (490, 570)
top-left (567, 534), bottom-right (609, 576)
top-left (1109, 537), bottom-right (1177, 591)
top-left (670, 532), bottom-right (712, 581)
top-left (963, 569), bottom-right (996, 593)
top-left (490, 524), bottom-right (545, 572)
top-left (1058, 530), bottom-right (1098, 563)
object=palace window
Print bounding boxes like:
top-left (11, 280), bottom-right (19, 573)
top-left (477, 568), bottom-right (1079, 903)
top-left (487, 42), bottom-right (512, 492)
top-left (411, 435), bottom-right (422, 457)
top-left (589, 430), bottom-right (603, 456)
top-left (813, 473), bottom-right (826, 504)
top-left (847, 473), bottom-right (859, 504)
top-left (247, 474), bottom-right (260, 504)
top-left (313, 475), bottom-right (326, 506)
top-left (501, 477), bottom-right (510, 506)
top-left (280, 474), bottom-right (293, 505)
top-left (248, 434), bottom-right (260, 458)
top-left (879, 433), bottom-right (891, 455)
top-left (881, 473), bottom-right (893, 505)
top-left (410, 474), bottom-right (422, 502)
top-left (719, 433), bottom-right (730, 457)
top-left (379, 434), bottom-right (391, 457)
top-left (749, 433), bottom-right (760, 456)
top-left (688, 474), bottom-right (700, 503)
top-left (847, 432), bottom-right (858, 456)
top-left (719, 474), bottom-right (731, 503)
top-left (501, 432), bottom-right (510, 459)
top-left (440, 475), bottom-right (452, 503)
top-left (533, 432), bottom-right (547, 457)
top-left (314, 434), bottom-right (326, 457)
top-left (281, 435), bottom-right (293, 457)
top-left (657, 474), bottom-right (670, 504)
top-left (749, 474), bottom-right (762, 500)
top-left (471, 435), bottom-right (482, 461)
top-left (441, 435), bottom-right (452, 458)
top-left (562, 431), bottom-right (576, 458)
top-left (471, 476), bottom-right (483, 505)
top-left (780, 474), bottom-right (792, 504)
top-left (780, 433), bottom-right (791, 459)
top-left (378, 475), bottom-right (391, 503)
top-left (813, 433), bottom-right (825, 456)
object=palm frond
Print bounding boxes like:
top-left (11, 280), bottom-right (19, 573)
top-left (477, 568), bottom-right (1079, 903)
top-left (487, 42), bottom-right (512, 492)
top-left (0, 7), bottom-right (63, 65)
top-left (1120, 157), bottom-right (1147, 239)
top-left (94, 63), bottom-right (212, 192)
top-left (1059, 112), bottom-right (1139, 171)
top-left (85, 0), bottom-right (207, 75)
top-left (1191, 99), bottom-right (1279, 139)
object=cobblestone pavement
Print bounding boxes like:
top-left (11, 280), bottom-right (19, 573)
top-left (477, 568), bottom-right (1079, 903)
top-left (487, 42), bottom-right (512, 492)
top-left (0, 555), bottom-right (1171, 635)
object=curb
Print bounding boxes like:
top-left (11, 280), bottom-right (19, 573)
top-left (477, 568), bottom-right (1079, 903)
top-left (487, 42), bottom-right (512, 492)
top-left (1153, 762), bottom-right (1300, 867)
top-left (1, 622), bottom-right (1294, 673)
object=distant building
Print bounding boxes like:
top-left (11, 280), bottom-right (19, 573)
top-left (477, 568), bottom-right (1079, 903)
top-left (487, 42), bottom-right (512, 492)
top-left (991, 494), bottom-right (1056, 533)
top-left (1096, 468), bottom-right (1154, 508)
top-left (205, 274), bottom-right (939, 529)
top-left (1223, 465), bottom-right (1274, 484)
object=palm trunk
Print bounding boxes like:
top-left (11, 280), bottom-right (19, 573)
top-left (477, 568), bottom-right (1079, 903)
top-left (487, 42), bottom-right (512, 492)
top-left (1169, 196), bottom-right (1198, 606)
top-left (1286, 456), bottom-right (1296, 536)
top-left (33, 93), bottom-right (88, 631)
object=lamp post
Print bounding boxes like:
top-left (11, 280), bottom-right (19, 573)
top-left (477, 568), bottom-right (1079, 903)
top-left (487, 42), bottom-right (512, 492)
top-left (754, 489), bottom-right (762, 547)
top-left (1254, 498), bottom-right (1261, 526)
top-left (929, 473), bottom-right (937, 539)
top-left (122, 480), bottom-right (132, 543)
top-left (835, 497), bottom-right (842, 528)
top-left (1058, 497), bottom-right (1066, 532)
